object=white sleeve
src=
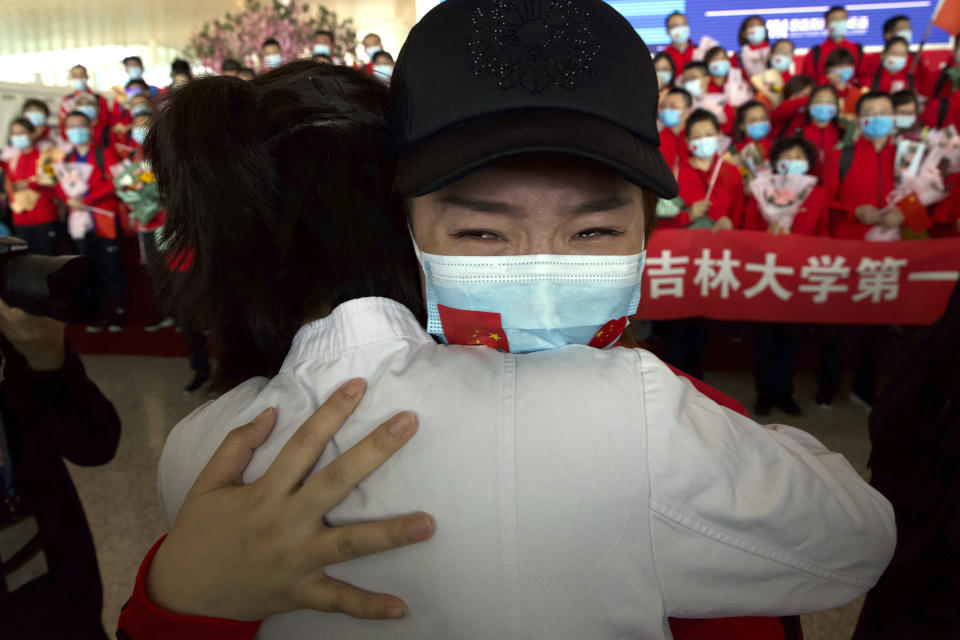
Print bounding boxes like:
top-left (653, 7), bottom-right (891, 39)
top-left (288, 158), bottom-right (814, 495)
top-left (157, 378), bottom-right (270, 528)
top-left (641, 354), bottom-right (896, 618)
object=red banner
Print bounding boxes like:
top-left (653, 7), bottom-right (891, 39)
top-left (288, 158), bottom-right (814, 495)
top-left (640, 231), bottom-right (960, 325)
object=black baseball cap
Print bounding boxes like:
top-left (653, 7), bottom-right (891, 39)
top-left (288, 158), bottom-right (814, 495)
top-left (391, 0), bottom-right (679, 200)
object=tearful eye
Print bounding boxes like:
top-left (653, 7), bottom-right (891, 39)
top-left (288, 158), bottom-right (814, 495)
top-left (452, 230), bottom-right (504, 241)
top-left (573, 228), bottom-right (622, 240)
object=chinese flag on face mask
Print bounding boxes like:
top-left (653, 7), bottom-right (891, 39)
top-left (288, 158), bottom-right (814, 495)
top-left (588, 317), bottom-right (628, 349)
top-left (437, 305), bottom-right (511, 351)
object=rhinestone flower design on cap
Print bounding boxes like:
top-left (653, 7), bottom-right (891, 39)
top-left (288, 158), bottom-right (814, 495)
top-left (468, 0), bottom-right (600, 94)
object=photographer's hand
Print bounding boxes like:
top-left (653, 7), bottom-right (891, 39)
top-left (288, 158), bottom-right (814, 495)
top-left (147, 378), bottom-right (435, 621)
top-left (0, 296), bottom-right (66, 371)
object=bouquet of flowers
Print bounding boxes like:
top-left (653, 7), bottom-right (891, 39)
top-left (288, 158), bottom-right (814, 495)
top-left (110, 160), bottom-right (161, 225)
top-left (749, 170), bottom-right (817, 230)
top-left (53, 162), bottom-right (96, 240)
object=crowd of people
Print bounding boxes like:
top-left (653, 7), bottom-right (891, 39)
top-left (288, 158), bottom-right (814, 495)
top-left (0, 32), bottom-right (396, 392)
top-left (2, 10), bottom-right (959, 409)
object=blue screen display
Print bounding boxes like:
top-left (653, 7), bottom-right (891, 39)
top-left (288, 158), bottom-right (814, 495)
top-left (605, 0), bottom-right (952, 51)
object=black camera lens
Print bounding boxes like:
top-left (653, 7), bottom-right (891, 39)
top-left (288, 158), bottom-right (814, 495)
top-left (0, 241), bottom-right (104, 324)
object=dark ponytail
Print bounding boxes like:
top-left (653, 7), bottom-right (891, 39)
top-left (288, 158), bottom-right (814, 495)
top-left (145, 60), bottom-right (423, 389)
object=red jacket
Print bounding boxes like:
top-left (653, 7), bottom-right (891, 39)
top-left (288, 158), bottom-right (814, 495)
top-left (56, 144), bottom-right (122, 239)
top-left (3, 147), bottom-right (59, 227)
top-left (921, 90), bottom-right (960, 130)
top-left (930, 171), bottom-right (960, 238)
top-left (678, 158), bottom-right (746, 228)
top-left (659, 126), bottom-right (687, 175)
top-left (821, 137), bottom-right (896, 239)
top-left (798, 120), bottom-right (842, 169)
top-left (743, 184), bottom-right (830, 236)
top-left (863, 66), bottom-right (914, 94)
top-left (116, 369), bottom-right (798, 640)
top-left (58, 90), bottom-right (113, 142)
top-left (801, 38), bottom-right (863, 84)
top-left (657, 156), bottom-right (708, 230)
top-left (664, 43), bottom-right (695, 78)
top-left (771, 96), bottom-right (806, 137)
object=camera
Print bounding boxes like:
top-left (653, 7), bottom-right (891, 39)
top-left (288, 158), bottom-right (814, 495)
top-left (0, 237), bottom-right (104, 324)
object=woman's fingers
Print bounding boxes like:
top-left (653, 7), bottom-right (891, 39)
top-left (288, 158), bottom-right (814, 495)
top-left (301, 411), bottom-right (419, 512)
top-left (304, 576), bottom-right (410, 619)
top-left (312, 512), bottom-right (436, 567)
top-left (261, 378), bottom-right (367, 496)
top-left (192, 407), bottom-right (278, 490)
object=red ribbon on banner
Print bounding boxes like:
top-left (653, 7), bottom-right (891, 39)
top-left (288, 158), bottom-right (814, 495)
top-left (639, 230), bottom-right (960, 325)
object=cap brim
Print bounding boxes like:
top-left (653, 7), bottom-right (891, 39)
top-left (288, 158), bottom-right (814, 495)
top-left (395, 109), bottom-right (679, 200)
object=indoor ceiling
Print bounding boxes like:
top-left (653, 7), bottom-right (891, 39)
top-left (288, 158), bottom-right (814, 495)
top-left (0, 0), bottom-right (243, 55)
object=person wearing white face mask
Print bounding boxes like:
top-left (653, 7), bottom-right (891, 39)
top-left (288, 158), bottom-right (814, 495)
top-left (370, 51), bottom-right (394, 83)
top-left (663, 12), bottom-right (694, 81)
top-left (143, 2), bottom-right (894, 638)
top-left (20, 99), bottom-right (56, 149)
top-left (802, 5), bottom-right (864, 84)
top-left (732, 15), bottom-right (770, 79)
top-left (743, 137), bottom-right (829, 417)
top-left (682, 61), bottom-right (736, 136)
top-left (262, 38), bottom-right (284, 73)
top-left (868, 37), bottom-right (914, 94)
top-left (58, 64), bottom-right (113, 144)
top-left (3, 118), bottom-right (62, 255)
top-left (313, 29), bottom-right (336, 61)
top-left (892, 89), bottom-right (921, 136)
top-left (362, 32), bottom-right (383, 61)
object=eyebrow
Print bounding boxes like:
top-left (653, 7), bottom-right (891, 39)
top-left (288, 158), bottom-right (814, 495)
top-left (438, 193), bottom-right (633, 216)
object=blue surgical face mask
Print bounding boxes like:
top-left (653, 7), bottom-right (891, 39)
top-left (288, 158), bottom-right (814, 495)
top-left (689, 135), bottom-right (719, 158)
top-left (264, 53), bottom-right (282, 68)
top-left (896, 29), bottom-right (912, 44)
top-left (684, 78), bottom-right (703, 97)
top-left (130, 104), bottom-right (151, 116)
top-left (771, 54), bottom-right (792, 72)
top-left (657, 70), bottom-right (673, 86)
top-left (128, 66), bottom-right (143, 80)
top-left (828, 19), bottom-right (848, 38)
top-left (669, 25), bottom-right (690, 45)
top-left (709, 60), bottom-right (730, 78)
top-left (416, 246), bottom-right (646, 354)
top-left (365, 46), bottom-right (382, 59)
top-left (895, 114), bottom-right (916, 130)
top-left (373, 64), bottom-right (393, 80)
top-left (777, 158), bottom-right (809, 175)
top-left (831, 66), bottom-right (854, 83)
top-left (809, 103), bottom-right (838, 122)
top-left (883, 55), bottom-right (907, 73)
top-left (70, 78), bottom-right (86, 91)
top-left (24, 110), bottom-right (46, 127)
top-left (10, 134), bottom-right (31, 150)
top-left (746, 120), bottom-right (771, 140)
top-left (746, 25), bottom-right (767, 45)
top-left (77, 104), bottom-right (98, 121)
top-left (131, 126), bottom-right (149, 145)
top-left (66, 127), bottom-right (90, 146)
top-left (313, 44), bottom-right (331, 56)
top-left (660, 108), bottom-right (682, 128)
top-left (861, 115), bottom-right (894, 138)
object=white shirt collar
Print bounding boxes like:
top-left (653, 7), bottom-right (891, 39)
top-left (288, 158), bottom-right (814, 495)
top-left (281, 297), bottom-right (433, 370)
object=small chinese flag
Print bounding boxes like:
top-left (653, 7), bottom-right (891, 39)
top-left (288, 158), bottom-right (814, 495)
top-left (437, 304), bottom-right (510, 351)
top-left (897, 193), bottom-right (931, 233)
top-left (933, 0), bottom-right (960, 35)
top-left (588, 316), bottom-right (628, 349)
